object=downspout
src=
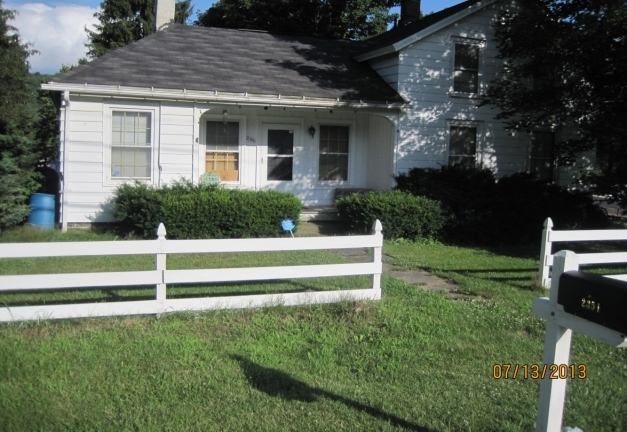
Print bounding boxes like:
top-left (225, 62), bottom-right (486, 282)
top-left (393, 110), bottom-right (400, 186)
top-left (61, 90), bottom-right (70, 232)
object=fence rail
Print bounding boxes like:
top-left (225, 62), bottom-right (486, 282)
top-left (0, 221), bottom-right (383, 322)
top-left (538, 218), bottom-right (627, 288)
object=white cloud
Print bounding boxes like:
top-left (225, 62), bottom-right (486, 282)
top-left (7, 3), bottom-right (99, 74)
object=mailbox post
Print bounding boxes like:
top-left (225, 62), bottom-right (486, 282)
top-left (532, 250), bottom-right (627, 432)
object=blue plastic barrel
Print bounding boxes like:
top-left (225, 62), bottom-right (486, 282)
top-left (28, 193), bottom-right (55, 229)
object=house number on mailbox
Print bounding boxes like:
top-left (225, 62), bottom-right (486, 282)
top-left (581, 298), bottom-right (601, 313)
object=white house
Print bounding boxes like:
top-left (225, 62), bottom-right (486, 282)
top-left (42, 0), bottom-right (578, 230)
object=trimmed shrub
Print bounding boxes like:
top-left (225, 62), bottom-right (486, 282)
top-left (112, 181), bottom-right (163, 238)
top-left (112, 180), bottom-right (302, 239)
top-left (394, 166), bottom-right (607, 244)
top-left (335, 190), bottom-right (446, 240)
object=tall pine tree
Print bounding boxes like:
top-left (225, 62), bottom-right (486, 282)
top-left (0, 0), bottom-right (41, 231)
top-left (86, 0), bottom-right (193, 58)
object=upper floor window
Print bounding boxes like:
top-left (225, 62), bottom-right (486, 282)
top-left (111, 111), bottom-right (152, 179)
top-left (448, 125), bottom-right (477, 168)
top-left (453, 41), bottom-right (480, 94)
top-left (319, 125), bottom-right (349, 181)
top-left (206, 121), bottom-right (239, 182)
top-left (530, 131), bottom-right (555, 181)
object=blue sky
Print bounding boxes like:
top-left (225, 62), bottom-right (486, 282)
top-left (6, 0), bottom-right (467, 74)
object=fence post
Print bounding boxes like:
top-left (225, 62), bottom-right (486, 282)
top-left (371, 220), bottom-right (383, 296)
top-left (156, 224), bottom-right (167, 311)
top-left (538, 218), bottom-right (553, 289)
top-left (536, 250), bottom-right (579, 432)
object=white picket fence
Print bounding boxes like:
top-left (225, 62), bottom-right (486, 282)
top-left (0, 221), bottom-right (383, 322)
top-left (539, 217), bottom-right (627, 288)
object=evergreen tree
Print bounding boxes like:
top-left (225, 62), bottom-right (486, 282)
top-left (86, 0), bottom-right (193, 59)
top-left (483, 0), bottom-right (627, 208)
top-left (0, 0), bottom-right (41, 232)
top-left (195, 0), bottom-right (398, 40)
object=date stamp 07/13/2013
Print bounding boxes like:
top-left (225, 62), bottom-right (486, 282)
top-left (492, 364), bottom-right (587, 380)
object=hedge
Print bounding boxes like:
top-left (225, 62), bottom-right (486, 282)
top-left (335, 190), bottom-right (446, 240)
top-left (112, 181), bottom-right (302, 239)
top-left (394, 165), bottom-right (607, 244)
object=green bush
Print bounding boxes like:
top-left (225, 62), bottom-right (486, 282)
top-left (112, 180), bottom-right (302, 239)
top-left (112, 182), bottom-right (163, 238)
top-left (335, 190), bottom-right (446, 240)
top-left (394, 166), bottom-right (607, 244)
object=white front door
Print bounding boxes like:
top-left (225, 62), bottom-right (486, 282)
top-left (261, 124), bottom-right (305, 193)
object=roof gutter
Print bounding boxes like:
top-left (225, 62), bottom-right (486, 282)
top-left (41, 82), bottom-right (409, 110)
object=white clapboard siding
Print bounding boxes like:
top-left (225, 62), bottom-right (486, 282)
top-left (71, 111), bottom-right (103, 122)
top-left (0, 221), bottom-right (383, 322)
top-left (161, 114), bottom-right (194, 126)
top-left (538, 218), bottom-right (627, 288)
top-left (70, 121), bottom-right (103, 133)
top-left (390, 0), bottom-right (536, 180)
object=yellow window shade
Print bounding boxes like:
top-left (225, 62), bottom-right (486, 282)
top-left (206, 152), bottom-right (239, 181)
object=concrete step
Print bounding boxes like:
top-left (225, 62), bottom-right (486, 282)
top-left (300, 206), bottom-right (340, 221)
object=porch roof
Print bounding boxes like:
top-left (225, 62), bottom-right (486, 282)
top-left (49, 25), bottom-right (404, 106)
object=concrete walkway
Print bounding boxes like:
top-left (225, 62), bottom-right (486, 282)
top-left (296, 221), bottom-right (458, 294)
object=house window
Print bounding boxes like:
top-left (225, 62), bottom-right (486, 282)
top-left (448, 126), bottom-right (477, 167)
top-left (530, 131), bottom-right (555, 181)
top-left (319, 125), bottom-right (349, 181)
top-left (206, 121), bottom-right (239, 181)
top-left (267, 129), bottom-right (294, 181)
top-left (111, 111), bottom-right (152, 178)
top-left (453, 43), bottom-right (480, 94)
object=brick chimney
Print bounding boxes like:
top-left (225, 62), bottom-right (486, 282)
top-left (400, 0), bottom-right (421, 26)
top-left (155, 0), bottom-right (175, 31)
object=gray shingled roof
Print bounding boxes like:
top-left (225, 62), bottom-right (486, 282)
top-left (56, 24), bottom-right (404, 104)
top-left (357, 0), bottom-right (483, 56)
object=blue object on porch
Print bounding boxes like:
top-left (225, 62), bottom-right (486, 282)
top-left (28, 193), bottom-right (55, 229)
top-left (281, 219), bottom-right (295, 237)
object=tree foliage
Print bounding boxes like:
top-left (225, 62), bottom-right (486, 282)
top-left (0, 0), bottom-right (42, 232)
top-left (86, 0), bottom-right (194, 58)
top-left (483, 0), bottom-right (627, 207)
top-left (195, 0), bottom-right (399, 40)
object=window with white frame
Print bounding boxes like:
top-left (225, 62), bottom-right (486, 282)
top-left (453, 41), bottom-right (481, 94)
top-left (206, 121), bottom-right (240, 182)
top-left (319, 125), bottom-right (349, 181)
top-left (111, 111), bottom-right (152, 179)
top-left (530, 131), bottom-right (555, 181)
top-left (448, 125), bottom-right (477, 167)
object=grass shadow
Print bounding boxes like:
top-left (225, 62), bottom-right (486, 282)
top-left (230, 354), bottom-right (433, 432)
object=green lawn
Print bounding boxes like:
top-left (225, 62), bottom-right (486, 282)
top-left (0, 228), bottom-right (626, 431)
